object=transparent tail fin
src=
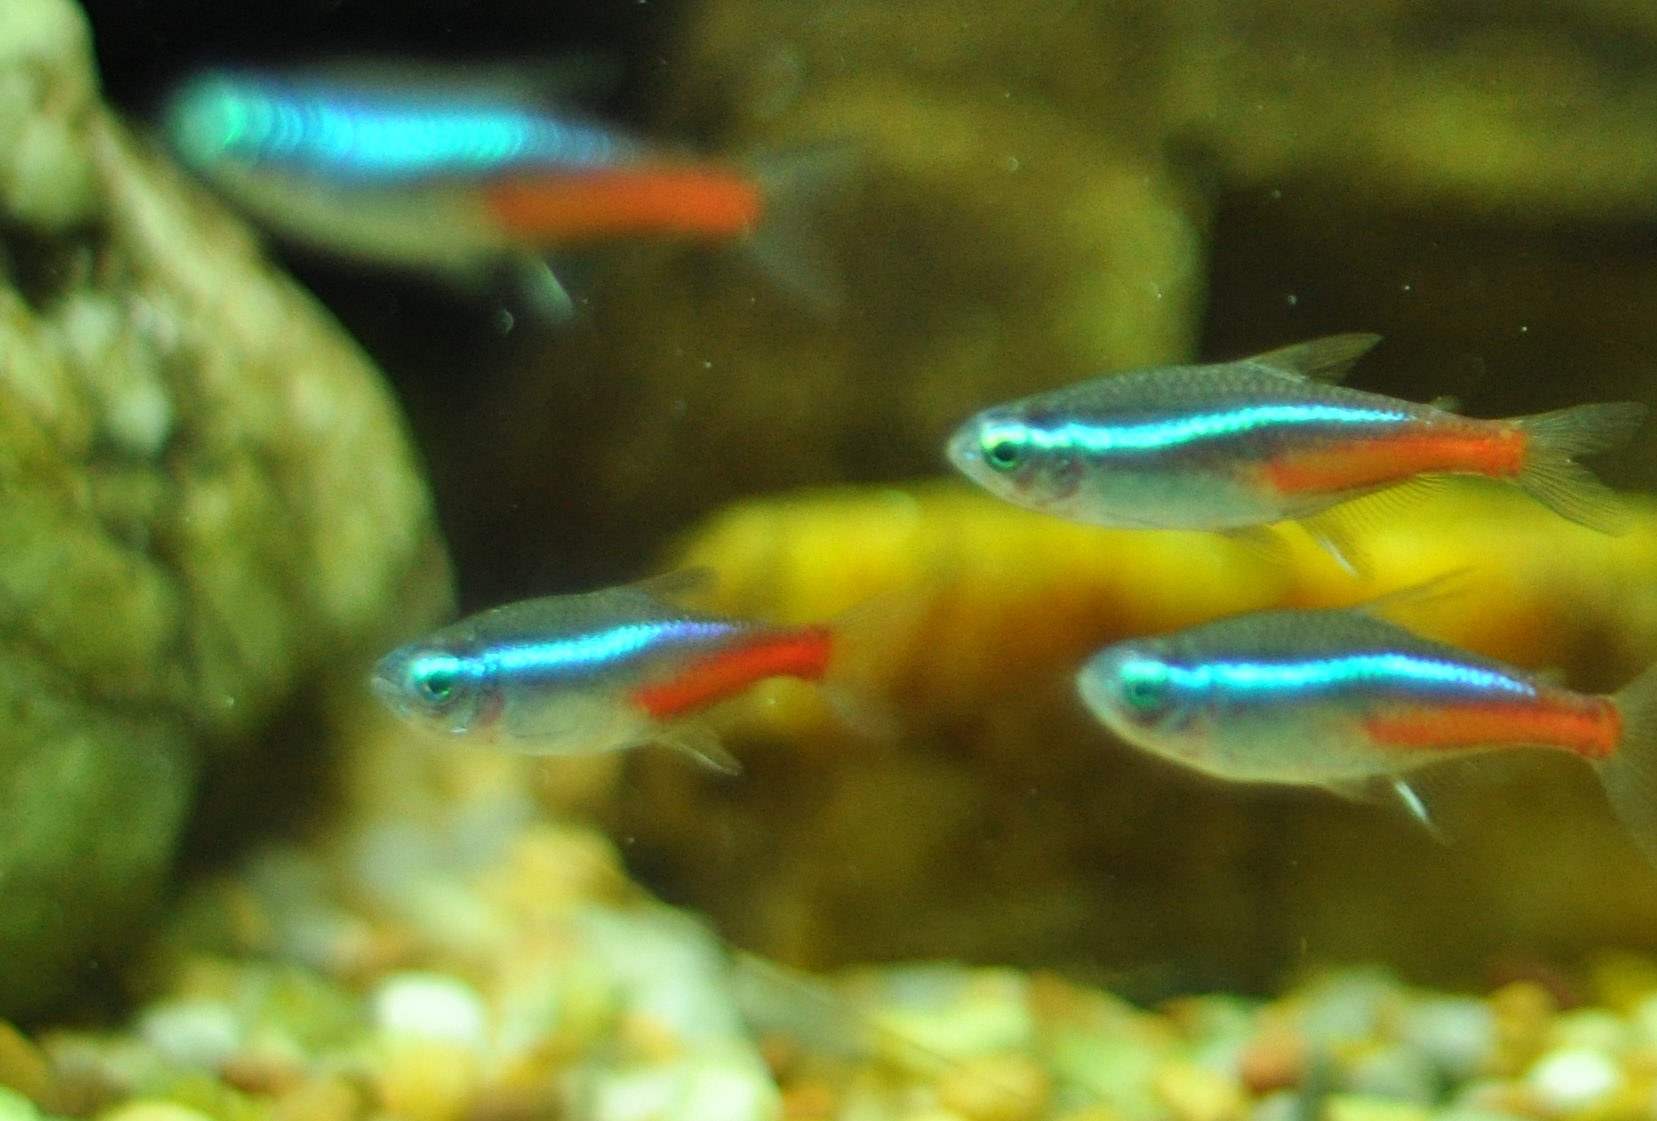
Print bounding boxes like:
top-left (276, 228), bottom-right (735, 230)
top-left (1512, 401), bottom-right (1646, 534)
top-left (743, 144), bottom-right (859, 313)
top-left (1596, 662), bottom-right (1657, 865)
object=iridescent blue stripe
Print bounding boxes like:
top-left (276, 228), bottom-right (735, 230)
top-left (485, 620), bottom-right (731, 678)
top-left (1144, 653), bottom-right (1535, 699)
top-left (172, 75), bottom-right (630, 180)
top-left (1020, 403), bottom-right (1409, 453)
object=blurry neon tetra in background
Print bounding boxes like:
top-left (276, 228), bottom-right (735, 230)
top-left (371, 571), bottom-right (880, 773)
top-left (1077, 598), bottom-right (1657, 862)
top-left (947, 334), bottom-right (1646, 571)
top-left (163, 65), bottom-right (848, 316)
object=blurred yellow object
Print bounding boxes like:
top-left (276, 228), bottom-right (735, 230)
top-left (670, 479), bottom-right (1657, 740)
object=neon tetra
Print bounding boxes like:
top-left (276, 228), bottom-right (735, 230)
top-left (947, 335), bottom-right (1646, 567)
top-left (372, 572), bottom-right (841, 773)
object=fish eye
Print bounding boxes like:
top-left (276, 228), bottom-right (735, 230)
top-left (982, 434), bottom-right (1025, 472)
top-left (410, 657), bottom-right (465, 709)
top-left (1119, 663), bottom-right (1172, 718)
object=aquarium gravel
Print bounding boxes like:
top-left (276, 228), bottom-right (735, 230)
top-left (5, 763), bottom-right (1657, 1121)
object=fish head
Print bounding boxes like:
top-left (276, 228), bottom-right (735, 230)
top-left (372, 640), bottom-right (499, 738)
top-left (1076, 641), bottom-right (1210, 764)
top-left (946, 406), bottom-right (1078, 512)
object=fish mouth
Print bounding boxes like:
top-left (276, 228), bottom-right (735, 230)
top-left (369, 649), bottom-right (417, 718)
top-left (943, 422), bottom-right (984, 475)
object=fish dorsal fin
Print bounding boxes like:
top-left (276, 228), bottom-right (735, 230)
top-left (1248, 333), bottom-right (1383, 383)
top-left (627, 567), bottom-right (720, 602)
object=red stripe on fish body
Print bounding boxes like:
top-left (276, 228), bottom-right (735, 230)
top-left (629, 626), bottom-right (833, 721)
top-left (480, 165), bottom-right (764, 243)
top-left (1260, 419), bottom-right (1525, 497)
top-left (1364, 692), bottom-right (1620, 761)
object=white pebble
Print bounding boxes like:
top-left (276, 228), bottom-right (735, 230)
top-left (582, 1053), bottom-right (781, 1121)
top-left (372, 972), bottom-right (490, 1051)
top-left (1526, 1047), bottom-right (1622, 1112)
top-left (137, 998), bottom-right (243, 1069)
top-left (1399, 996), bottom-right (1495, 1079)
top-left (1549, 1009), bottom-right (1628, 1054)
top-left (0, 1086), bottom-right (39, 1121)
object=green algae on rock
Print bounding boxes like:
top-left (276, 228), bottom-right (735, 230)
top-left (0, 0), bottom-right (448, 1018)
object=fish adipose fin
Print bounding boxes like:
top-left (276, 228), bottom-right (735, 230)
top-left (1512, 401), bottom-right (1647, 534)
top-left (1248, 333), bottom-right (1383, 384)
top-left (1595, 662), bottom-right (1657, 865)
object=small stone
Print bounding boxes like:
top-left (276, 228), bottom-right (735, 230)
top-left (0, 1021), bottom-right (54, 1107)
top-left (1587, 952), bottom-right (1657, 1013)
top-left (1345, 1042), bottom-right (1439, 1105)
top-left (1295, 970), bottom-right (1398, 1048)
top-left (136, 999), bottom-right (242, 1069)
top-left (1321, 1093), bottom-right (1431, 1121)
top-left (1398, 996), bottom-right (1495, 1081)
top-left (1238, 1027), bottom-right (1305, 1095)
top-left (1249, 1091), bottom-right (1299, 1121)
top-left (936, 1053), bottom-right (1050, 1121)
top-left (1488, 982), bottom-right (1555, 1077)
top-left (372, 973), bottom-right (490, 1051)
top-left (0, 1086), bottom-right (39, 1121)
top-left (1525, 1048), bottom-right (1622, 1113)
top-left (270, 1075), bottom-right (363, 1121)
top-left (96, 1102), bottom-right (216, 1121)
top-left (1153, 1059), bottom-right (1243, 1121)
top-left (375, 1039), bottom-right (481, 1121)
top-left (579, 1053), bottom-right (781, 1121)
top-left (1547, 1009), bottom-right (1627, 1054)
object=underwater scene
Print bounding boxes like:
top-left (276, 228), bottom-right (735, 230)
top-left (9, 0), bottom-right (1657, 1119)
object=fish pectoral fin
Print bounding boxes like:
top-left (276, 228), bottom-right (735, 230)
top-left (1247, 333), bottom-right (1382, 383)
top-left (658, 721), bottom-right (743, 775)
top-left (509, 254), bottom-right (579, 323)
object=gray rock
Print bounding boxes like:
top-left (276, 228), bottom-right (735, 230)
top-left (0, 0), bottom-right (448, 1017)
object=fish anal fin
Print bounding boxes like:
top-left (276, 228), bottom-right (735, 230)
top-left (1295, 508), bottom-right (1371, 578)
top-left (1323, 776), bottom-right (1448, 843)
top-left (1247, 333), bottom-right (1383, 383)
top-left (1294, 477), bottom-right (1446, 578)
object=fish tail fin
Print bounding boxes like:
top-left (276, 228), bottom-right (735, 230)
top-left (817, 583), bottom-right (936, 741)
top-left (743, 143), bottom-right (859, 313)
top-left (1596, 662), bottom-right (1657, 865)
top-left (1512, 402), bottom-right (1646, 534)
